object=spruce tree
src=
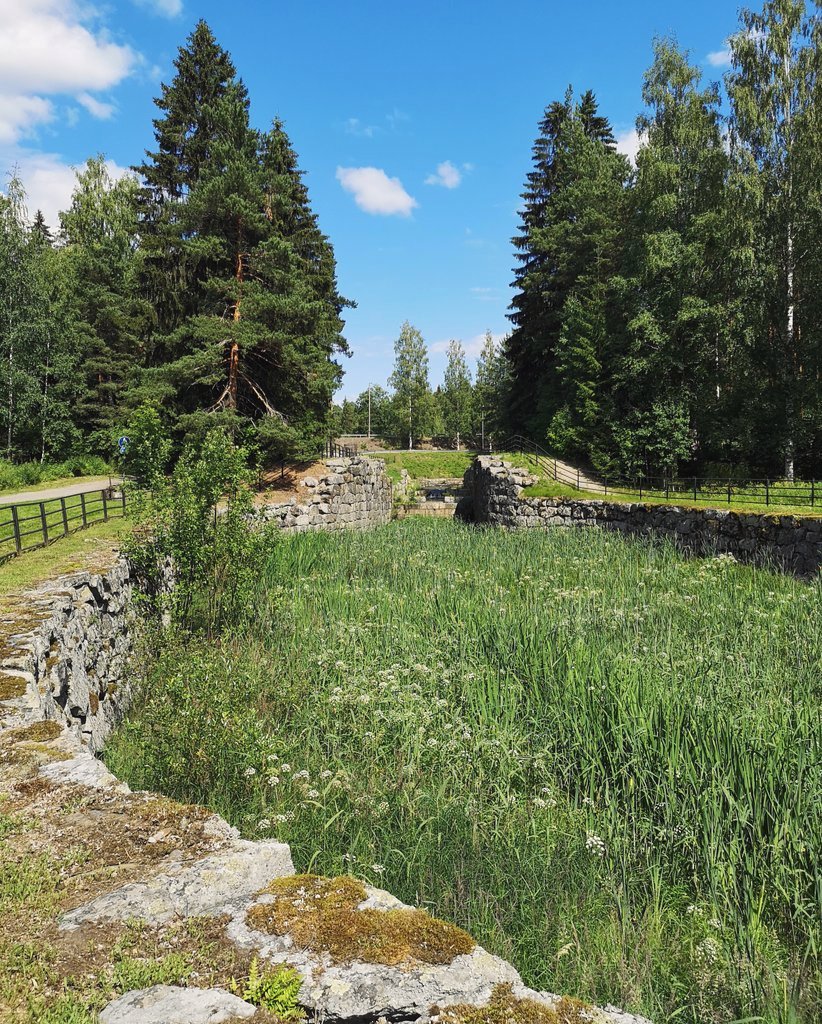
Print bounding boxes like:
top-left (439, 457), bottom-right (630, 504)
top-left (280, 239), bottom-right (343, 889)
top-left (136, 25), bottom-right (352, 458)
top-left (507, 90), bottom-right (627, 459)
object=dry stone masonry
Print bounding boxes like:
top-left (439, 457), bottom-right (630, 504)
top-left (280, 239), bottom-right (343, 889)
top-left (462, 456), bottom-right (822, 578)
top-left (258, 456), bottom-right (392, 533)
top-left (0, 525), bottom-right (651, 1023)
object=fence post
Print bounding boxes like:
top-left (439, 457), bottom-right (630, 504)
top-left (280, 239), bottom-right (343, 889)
top-left (665, 478), bottom-right (669, 502)
top-left (765, 479), bottom-right (770, 506)
top-left (39, 502), bottom-right (48, 545)
top-left (80, 492), bottom-right (87, 527)
top-left (812, 480), bottom-right (815, 508)
top-left (577, 468), bottom-right (580, 490)
top-left (11, 505), bottom-right (21, 554)
top-left (727, 478), bottom-right (732, 505)
top-left (639, 479), bottom-right (643, 501)
top-left (102, 488), bottom-right (109, 521)
top-left (121, 487), bottom-right (127, 515)
top-left (60, 496), bottom-right (68, 536)
top-left (604, 477), bottom-right (608, 497)
top-left (693, 477), bottom-right (697, 503)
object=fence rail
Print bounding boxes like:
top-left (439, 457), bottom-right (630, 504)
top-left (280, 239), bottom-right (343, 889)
top-left (0, 485), bottom-right (127, 563)
top-left (323, 440), bottom-right (358, 459)
top-left (488, 435), bottom-right (820, 511)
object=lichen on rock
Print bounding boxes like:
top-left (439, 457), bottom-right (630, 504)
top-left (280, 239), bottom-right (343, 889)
top-left (247, 873), bottom-right (475, 967)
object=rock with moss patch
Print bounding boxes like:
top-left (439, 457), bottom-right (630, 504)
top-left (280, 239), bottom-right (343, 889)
top-left (99, 984), bottom-right (255, 1023)
top-left (60, 840), bottom-right (295, 930)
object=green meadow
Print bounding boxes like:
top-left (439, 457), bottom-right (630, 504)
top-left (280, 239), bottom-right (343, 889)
top-left (107, 519), bottom-right (822, 1024)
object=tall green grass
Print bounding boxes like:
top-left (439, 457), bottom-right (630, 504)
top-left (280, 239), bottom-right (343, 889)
top-left (106, 520), bottom-right (821, 1024)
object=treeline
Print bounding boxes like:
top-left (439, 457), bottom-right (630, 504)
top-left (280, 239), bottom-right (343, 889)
top-left (506, 0), bottom-right (822, 481)
top-left (332, 323), bottom-right (509, 448)
top-left (0, 21), bottom-right (350, 466)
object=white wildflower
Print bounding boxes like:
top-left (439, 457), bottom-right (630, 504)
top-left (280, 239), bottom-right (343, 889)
top-left (243, 766), bottom-right (257, 778)
top-left (585, 833), bottom-right (606, 857)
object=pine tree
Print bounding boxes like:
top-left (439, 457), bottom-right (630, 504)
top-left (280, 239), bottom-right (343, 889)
top-left (136, 26), bottom-right (352, 458)
top-left (135, 21), bottom-right (247, 336)
top-left (388, 321), bottom-right (432, 449)
top-left (441, 340), bottom-right (473, 448)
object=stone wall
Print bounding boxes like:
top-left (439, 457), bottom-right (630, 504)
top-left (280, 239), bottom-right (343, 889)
top-left (257, 455), bottom-right (392, 532)
top-left (463, 456), bottom-right (822, 578)
top-left (0, 557), bottom-right (136, 754)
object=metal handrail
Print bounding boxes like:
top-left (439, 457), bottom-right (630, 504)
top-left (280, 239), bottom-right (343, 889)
top-left (481, 436), bottom-right (819, 510)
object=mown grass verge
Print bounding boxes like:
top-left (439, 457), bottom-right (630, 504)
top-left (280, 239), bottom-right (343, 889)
top-left (0, 520), bottom-right (129, 598)
top-left (106, 519), bottom-right (822, 1024)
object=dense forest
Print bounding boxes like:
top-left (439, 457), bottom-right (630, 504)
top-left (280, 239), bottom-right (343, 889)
top-left (508, 0), bottom-right (822, 481)
top-left (0, 21), bottom-right (351, 466)
top-left (2, 2), bottom-right (820, 482)
top-left (339, 0), bottom-right (822, 481)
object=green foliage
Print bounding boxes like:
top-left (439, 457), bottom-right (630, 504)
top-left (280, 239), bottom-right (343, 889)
top-left (108, 520), bottom-right (822, 1024)
top-left (505, 5), bottom-right (822, 480)
top-left (121, 405), bottom-right (171, 488)
top-left (388, 321), bottom-right (434, 447)
top-left (441, 340), bottom-right (474, 446)
top-left (126, 426), bottom-right (265, 633)
top-left (231, 957), bottom-right (304, 1017)
top-left (0, 456), bottom-right (110, 493)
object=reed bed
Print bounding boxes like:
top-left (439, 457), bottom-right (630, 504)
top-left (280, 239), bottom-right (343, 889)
top-left (107, 519), bottom-right (821, 1024)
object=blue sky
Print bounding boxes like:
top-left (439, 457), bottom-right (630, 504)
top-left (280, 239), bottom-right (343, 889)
top-left (1, 0), bottom-right (743, 400)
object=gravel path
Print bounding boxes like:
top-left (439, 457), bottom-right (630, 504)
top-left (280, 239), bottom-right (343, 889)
top-left (0, 477), bottom-right (121, 507)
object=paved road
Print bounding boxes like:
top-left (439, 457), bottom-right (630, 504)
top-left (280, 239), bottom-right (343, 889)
top-left (0, 477), bottom-right (122, 507)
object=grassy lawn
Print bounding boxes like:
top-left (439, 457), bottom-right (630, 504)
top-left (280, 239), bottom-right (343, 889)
top-left (0, 490), bottom-right (126, 558)
top-left (107, 519), bottom-right (822, 1024)
top-left (0, 519), bottom-right (130, 598)
top-left (374, 450), bottom-right (475, 483)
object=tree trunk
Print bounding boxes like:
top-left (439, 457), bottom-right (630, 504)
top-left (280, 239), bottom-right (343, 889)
top-left (228, 233), bottom-right (243, 411)
top-left (7, 342), bottom-right (13, 458)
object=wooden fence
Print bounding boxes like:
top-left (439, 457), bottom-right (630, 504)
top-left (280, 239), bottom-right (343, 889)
top-left (0, 486), bottom-right (126, 562)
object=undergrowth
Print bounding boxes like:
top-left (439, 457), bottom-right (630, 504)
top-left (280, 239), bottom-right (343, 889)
top-left (106, 517), bottom-right (822, 1024)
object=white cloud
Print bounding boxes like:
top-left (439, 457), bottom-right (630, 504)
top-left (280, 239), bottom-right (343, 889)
top-left (706, 48), bottom-right (732, 67)
top-left (615, 127), bottom-right (644, 166)
top-left (0, 0), bottom-right (135, 142)
top-left (1, 151), bottom-right (130, 228)
top-left (336, 166), bottom-right (417, 216)
top-left (134, 0), bottom-right (183, 15)
top-left (0, 95), bottom-right (53, 144)
top-left (470, 287), bottom-right (499, 303)
top-left (344, 117), bottom-right (376, 138)
top-left (425, 160), bottom-right (462, 189)
top-left (430, 332), bottom-right (506, 358)
top-left (77, 92), bottom-right (116, 120)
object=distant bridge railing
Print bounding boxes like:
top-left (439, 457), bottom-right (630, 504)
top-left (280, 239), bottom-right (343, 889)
top-left (486, 435), bottom-right (820, 511)
top-left (0, 485), bottom-right (127, 563)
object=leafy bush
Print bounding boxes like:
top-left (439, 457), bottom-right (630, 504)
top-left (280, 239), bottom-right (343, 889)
top-left (0, 456), bottom-right (112, 492)
top-left (127, 426), bottom-right (269, 634)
